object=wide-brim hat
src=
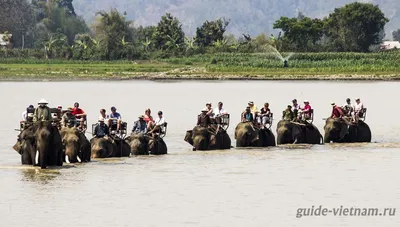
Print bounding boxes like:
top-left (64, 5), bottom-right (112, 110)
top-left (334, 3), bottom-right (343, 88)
top-left (98, 117), bottom-right (105, 122)
top-left (304, 100), bottom-right (309, 103)
top-left (66, 107), bottom-right (73, 111)
top-left (248, 101), bottom-right (254, 105)
top-left (38, 99), bottom-right (48, 104)
top-left (331, 102), bottom-right (335, 105)
top-left (139, 115), bottom-right (144, 118)
top-left (201, 108), bottom-right (208, 112)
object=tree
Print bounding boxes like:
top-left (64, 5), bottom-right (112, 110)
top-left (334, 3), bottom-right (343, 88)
top-left (132, 25), bottom-right (156, 52)
top-left (92, 9), bottom-right (133, 59)
top-left (273, 16), bottom-right (324, 51)
top-left (324, 2), bottom-right (388, 52)
top-left (0, 0), bottom-right (35, 47)
top-left (55, 0), bottom-right (76, 16)
top-left (153, 13), bottom-right (185, 54)
top-left (393, 29), bottom-right (400, 42)
top-left (195, 18), bottom-right (229, 47)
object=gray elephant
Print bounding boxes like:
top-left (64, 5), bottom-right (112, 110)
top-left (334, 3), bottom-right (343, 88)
top-left (60, 127), bottom-right (91, 163)
top-left (126, 133), bottom-right (150, 155)
top-left (111, 138), bottom-right (131, 157)
top-left (13, 121), bottom-right (63, 169)
top-left (125, 132), bottom-right (167, 155)
top-left (90, 136), bottom-right (130, 158)
top-left (234, 122), bottom-right (276, 147)
top-left (184, 126), bottom-right (231, 151)
top-left (276, 120), bottom-right (323, 145)
top-left (324, 118), bottom-right (371, 143)
top-left (90, 137), bottom-right (114, 158)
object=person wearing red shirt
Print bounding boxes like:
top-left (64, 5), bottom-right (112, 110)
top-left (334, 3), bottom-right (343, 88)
top-left (144, 108), bottom-right (154, 129)
top-left (299, 100), bottom-right (312, 120)
top-left (330, 103), bottom-right (344, 119)
top-left (72, 102), bottom-right (87, 129)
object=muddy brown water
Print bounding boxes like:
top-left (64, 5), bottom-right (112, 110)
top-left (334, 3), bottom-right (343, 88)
top-left (0, 81), bottom-right (399, 227)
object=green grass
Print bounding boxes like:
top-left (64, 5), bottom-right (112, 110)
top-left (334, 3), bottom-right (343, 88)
top-left (1, 52), bottom-right (400, 80)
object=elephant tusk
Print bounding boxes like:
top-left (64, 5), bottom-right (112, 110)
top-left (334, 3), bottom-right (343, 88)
top-left (65, 155), bottom-right (70, 164)
top-left (35, 150), bottom-right (39, 165)
top-left (77, 156), bottom-right (82, 163)
top-left (293, 138), bottom-right (298, 144)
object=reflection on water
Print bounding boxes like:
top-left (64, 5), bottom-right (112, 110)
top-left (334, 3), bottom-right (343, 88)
top-left (0, 81), bottom-right (399, 227)
top-left (20, 168), bottom-right (62, 184)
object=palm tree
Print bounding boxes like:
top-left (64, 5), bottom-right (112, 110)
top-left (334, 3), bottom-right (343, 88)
top-left (141, 37), bottom-right (152, 53)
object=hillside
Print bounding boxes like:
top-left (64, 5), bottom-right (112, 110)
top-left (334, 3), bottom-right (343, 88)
top-left (73, 0), bottom-right (400, 38)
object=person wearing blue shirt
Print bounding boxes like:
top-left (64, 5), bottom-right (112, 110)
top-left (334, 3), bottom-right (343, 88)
top-left (94, 117), bottom-right (109, 138)
top-left (108, 106), bottom-right (122, 131)
top-left (132, 115), bottom-right (147, 134)
top-left (241, 107), bottom-right (254, 122)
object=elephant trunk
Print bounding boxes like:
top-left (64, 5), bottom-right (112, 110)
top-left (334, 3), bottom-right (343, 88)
top-left (65, 141), bottom-right (80, 163)
top-left (194, 136), bottom-right (208, 150)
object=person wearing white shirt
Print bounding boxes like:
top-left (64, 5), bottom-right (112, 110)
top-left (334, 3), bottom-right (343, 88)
top-left (353, 98), bottom-right (364, 123)
top-left (154, 111), bottom-right (165, 126)
top-left (214, 102), bottom-right (229, 125)
top-left (214, 102), bottom-right (227, 116)
top-left (149, 111), bottom-right (166, 135)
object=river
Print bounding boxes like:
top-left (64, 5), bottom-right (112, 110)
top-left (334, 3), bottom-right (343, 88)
top-left (0, 80), bottom-right (399, 226)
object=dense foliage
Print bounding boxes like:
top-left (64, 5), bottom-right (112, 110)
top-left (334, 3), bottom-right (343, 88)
top-left (0, 1), bottom-right (397, 60)
top-left (71, 0), bottom-right (400, 38)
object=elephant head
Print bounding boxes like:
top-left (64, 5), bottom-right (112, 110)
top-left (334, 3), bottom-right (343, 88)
top-left (78, 132), bottom-right (91, 162)
top-left (324, 118), bottom-right (348, 143)
top-left (61, 127), bottom-right (81, 163)
top-left (235, 122), bottom-right (259, 147)
top-left (37, 121), bottom-right (63, 168)
top-left (191, 126), bottom-right (210, 151)
top-left (277, 120), bottom-right (303, 144)
top-left (126, 133), bottom-right (149, 155)
top-left (90, 137), bottom-right (114, 158)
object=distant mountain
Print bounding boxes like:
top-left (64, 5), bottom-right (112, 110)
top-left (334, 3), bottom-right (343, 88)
top-left (73, 0), bottom-right (400, 38)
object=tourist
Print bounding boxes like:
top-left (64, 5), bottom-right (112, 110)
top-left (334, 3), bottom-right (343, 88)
top-left (33, 99), bottom-right (51, 122)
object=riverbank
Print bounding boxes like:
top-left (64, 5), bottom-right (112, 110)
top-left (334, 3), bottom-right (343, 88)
top-left (1, 52), bottom-right (399, 80)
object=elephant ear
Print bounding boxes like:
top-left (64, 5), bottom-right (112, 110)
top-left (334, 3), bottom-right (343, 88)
top-left (13, 142), bottom-right (22, 154)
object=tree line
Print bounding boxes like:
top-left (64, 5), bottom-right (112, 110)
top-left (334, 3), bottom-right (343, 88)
top-left (0, 0), bottom-right (398, 60)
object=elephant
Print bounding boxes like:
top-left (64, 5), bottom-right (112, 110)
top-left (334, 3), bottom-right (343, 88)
top-left (110, 138), bottom-right (131, 157)
top-left (125, 133), bottom-right (150, 155)
top-left (90, 136), bottom-right (130, 158)
top-left (149, 136), bottom-right (168, 155)
top-left (324, 118), bottom-right (371, 143)
top-left (276, 120), bottom-right (323, 145)
top-left (13, 121), bottom-right (63, 169)
top-left (90, 137), bottom-right (115, 158)
top-left (234, 122), bottom-right (276, 147)
top-left (60, 127), bottom-right (91, 163)
top-left (184, 126), bottom-right (231, 151)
